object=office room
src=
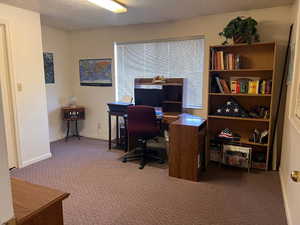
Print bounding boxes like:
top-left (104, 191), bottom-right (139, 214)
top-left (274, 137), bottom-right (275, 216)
top-left (0, 0), bottom-right (300, 225)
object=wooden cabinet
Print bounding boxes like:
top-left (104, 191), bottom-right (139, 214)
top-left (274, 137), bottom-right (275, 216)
top-left (11, 178), bottom-right (69, 225)
top-left (169, 114), bottom-right (206, 182)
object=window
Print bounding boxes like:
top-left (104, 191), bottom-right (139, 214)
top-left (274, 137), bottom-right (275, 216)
top-left (115, 38), bottom-right (204, 108)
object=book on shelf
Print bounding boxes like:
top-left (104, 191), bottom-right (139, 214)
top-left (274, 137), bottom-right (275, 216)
top-left (231, 80), bottom-right (237, 93)
top-left (212, 75), bottom-right (272, 95)
top-left (219, 51), bottom-right (224, 70)
top-left (229, 77), bottom-right (272, 95)
top-left (220, 79), bottom-right (230, 93)
top-left (265, 80), bottom-right (272, 94)
top-left (248, 80), bottom-right (260, 94)
top-left (260, 80), bottom-right (266, 94)
top-left (239, 79), bottom-right (248, 93)
top-left (210, 50), bottom-right (240, 70)
top-left (215, 76), bottom-right (224, 93)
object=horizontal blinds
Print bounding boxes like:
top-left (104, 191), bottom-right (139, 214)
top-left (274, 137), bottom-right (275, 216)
top-left (116, 38), bottom-right (204, 108)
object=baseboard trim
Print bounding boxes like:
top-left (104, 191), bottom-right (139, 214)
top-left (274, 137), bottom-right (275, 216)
top-left (2, 217), bottom-right (16, 225)
top-left (80, 134), bottom-right (108, 141)
top-left (50, 138), bottom-right (64, 144)
top-left (279, 169), bottom-right (292, 225)
top-left (21, 152), bottom-right (52, 168)
top-left (50, 135), bottom-right (65, 143)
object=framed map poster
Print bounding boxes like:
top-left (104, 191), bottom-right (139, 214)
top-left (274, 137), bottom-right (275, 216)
top-left (79, 58), bottom-right (112, 87)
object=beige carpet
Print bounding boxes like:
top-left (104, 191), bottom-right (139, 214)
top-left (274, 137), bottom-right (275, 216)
top-left (12, 138), bottom-right (287, 225)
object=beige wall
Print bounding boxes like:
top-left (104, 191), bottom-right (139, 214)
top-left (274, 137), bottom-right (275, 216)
top-left (70, 6), bottom-right (292, 140)
top-left (0, 3), bottom-right (51, 167)
top-left (280, 1), bottom-right (300, 225)
top-left (42, 25), bottom-right (73, 142)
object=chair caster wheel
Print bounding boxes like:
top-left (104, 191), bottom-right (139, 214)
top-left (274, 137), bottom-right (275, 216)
top-left (159, 160), bottom-right (165, 164)
top-left (122, 158), bottom-right (127, 163)
top-left (139, 165), bottom-right (145, 169)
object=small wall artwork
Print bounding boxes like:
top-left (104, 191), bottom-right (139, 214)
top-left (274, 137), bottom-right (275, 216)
top-left (79, 58), bottom-right (112, 87)
top-left (43, 52), bottom-right (55, 84)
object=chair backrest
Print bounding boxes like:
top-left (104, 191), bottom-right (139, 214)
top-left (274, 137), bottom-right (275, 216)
top-left (127, 105), bottom-right (159, 136)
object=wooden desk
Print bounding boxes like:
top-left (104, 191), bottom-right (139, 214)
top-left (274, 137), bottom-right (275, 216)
top-left (169, 114), bottom-right (206, 182)
top-left (161, 112), bottom-right (180, 124)
top-left (11, 178), bottom-right (70, 225)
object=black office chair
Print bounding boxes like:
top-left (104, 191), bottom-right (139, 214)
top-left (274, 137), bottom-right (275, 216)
top-left (122, 105), bottom-right (165, 169)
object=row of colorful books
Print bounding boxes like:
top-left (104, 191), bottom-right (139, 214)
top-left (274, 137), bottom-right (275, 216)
top-left (215, 76), bottom-right (272, 94)
top-left (211, 50), bottom-right (241, 70)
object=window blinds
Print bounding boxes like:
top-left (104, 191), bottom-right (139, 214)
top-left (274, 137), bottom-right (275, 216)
top-left (115, 38), bottom-right (204, 108)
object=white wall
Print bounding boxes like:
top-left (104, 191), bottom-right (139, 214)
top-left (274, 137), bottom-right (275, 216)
top-left (0, 3), bottom-right (51, 167)
top-left (70, 6), bottom-right (292, 140)
top-left (42, 25), bottom-right (73, 142)
top-left (0, 80), bottom-right (13, 225)
top-left (280, 1), bottom-right (300, 224)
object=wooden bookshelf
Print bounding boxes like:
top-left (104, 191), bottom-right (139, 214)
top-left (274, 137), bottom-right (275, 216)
top-left (207, 42), bottom-right (279, 171)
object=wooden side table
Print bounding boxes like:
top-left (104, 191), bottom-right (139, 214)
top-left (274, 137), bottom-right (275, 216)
top-left (62, 106), bottom-right (85, 141)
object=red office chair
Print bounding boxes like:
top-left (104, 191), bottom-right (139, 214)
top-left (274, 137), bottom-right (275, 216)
top-left (122, 105), bottom-right (162, 169)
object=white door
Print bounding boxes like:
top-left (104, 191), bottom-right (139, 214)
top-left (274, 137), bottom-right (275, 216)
top-left (0, 25), bottom-right (18, 169)
top-left (281, 2), bottom-right (300, 223)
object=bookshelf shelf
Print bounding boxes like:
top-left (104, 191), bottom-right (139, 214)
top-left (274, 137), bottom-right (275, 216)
top-left (210, 41), bottom-right (275, 49)
top-left (211, 137), bottom-right (268, 147)
top-left (207, 42), bottom-right (278, 171)
top-left (209, 68), bottom-right (273, 72)
top-left (208, 115), bottom-right (270, 122)
top-left (209, 93), bottom-right (272, 97)
top-left (238, 137), bottom-right (268, 147)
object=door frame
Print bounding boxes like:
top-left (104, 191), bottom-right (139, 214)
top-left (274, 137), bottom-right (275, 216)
top-left (289, 1), bottom-right (300, 133)
top-left (0, 20), bottom-right (21, 168)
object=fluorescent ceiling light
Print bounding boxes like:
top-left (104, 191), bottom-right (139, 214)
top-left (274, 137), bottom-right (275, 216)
top-left (88, 0), bottom-right (127, 13)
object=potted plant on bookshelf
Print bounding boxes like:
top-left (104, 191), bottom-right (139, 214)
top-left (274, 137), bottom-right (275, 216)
top-left (219, 16), bottom-right (260, 45)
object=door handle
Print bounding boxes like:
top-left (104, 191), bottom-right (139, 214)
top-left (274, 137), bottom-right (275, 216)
top-left (291, 171), bottom-right (300, 182)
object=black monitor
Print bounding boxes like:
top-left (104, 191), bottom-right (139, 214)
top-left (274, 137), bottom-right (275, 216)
top-left (134, 86), bottom-right (163, 107)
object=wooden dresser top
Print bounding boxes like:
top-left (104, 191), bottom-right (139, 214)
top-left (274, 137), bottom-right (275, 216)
top-left (11, 178), bottom-right (70, 224)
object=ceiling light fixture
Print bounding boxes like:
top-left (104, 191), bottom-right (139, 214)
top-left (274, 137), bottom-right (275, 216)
top-left (87, 0), bottom-right (127, 13)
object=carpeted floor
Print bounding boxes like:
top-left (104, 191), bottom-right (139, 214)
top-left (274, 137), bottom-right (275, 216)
top-left (11, 138), bottom-right (287, 225)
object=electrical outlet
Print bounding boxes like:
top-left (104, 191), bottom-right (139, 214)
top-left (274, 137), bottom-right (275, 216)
top-left (97, 123), bottom-right (101, 135)
top-left (17, 83), bottom-right (22, 92)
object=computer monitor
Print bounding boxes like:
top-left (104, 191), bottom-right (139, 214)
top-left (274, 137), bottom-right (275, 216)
top-left (134, 86), bottom-right (163, 107)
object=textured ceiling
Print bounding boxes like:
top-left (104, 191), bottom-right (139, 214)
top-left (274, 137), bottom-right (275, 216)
top-left (0, 0), bottom-right (294, 30)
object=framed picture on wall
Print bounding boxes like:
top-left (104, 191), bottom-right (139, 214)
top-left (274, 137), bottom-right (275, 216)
top-left (79, 58), bottom-right (112, 87)
top-left (43, 52), bottom-right (55, 84)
